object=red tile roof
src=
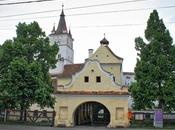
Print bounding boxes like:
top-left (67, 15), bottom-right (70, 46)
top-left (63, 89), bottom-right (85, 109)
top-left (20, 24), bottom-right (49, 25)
top-left (51, 62), bottom-right (128, 78)
top-left (56, 64), bottom-right (84, 78)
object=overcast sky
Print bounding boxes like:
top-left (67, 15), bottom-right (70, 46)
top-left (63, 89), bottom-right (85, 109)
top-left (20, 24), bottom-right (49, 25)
top-left (0, 0), bottom-right (175, 72)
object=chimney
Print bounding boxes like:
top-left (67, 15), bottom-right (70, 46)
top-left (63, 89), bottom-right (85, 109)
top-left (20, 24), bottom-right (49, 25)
top-left (88, 49), bottom-right (94, 57)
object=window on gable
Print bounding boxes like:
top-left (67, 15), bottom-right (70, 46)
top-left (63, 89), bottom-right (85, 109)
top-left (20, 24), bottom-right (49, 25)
top-left (84, 76), bottom-right (89, 83)
top-left (96, 76), bottom-right (101, 83)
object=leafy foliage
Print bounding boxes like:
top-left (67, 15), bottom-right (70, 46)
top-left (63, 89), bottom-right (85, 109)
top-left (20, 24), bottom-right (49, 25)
top-left (0, 21), bottom-right (58, 110)
top-left (129, 10), bottom-right (175, 111)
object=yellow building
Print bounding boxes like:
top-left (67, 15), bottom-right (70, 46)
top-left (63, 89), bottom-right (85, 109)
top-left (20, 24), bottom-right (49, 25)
top-left (52, 37), bottom-right (129, 127)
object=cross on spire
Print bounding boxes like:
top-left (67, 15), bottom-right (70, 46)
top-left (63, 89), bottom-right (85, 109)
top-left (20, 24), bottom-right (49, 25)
top-left (62, 3), bottom-right (64, 10)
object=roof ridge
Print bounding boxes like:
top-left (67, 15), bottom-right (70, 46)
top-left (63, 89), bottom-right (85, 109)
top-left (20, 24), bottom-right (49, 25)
top-left (105, 46), bottom-right (123, 60)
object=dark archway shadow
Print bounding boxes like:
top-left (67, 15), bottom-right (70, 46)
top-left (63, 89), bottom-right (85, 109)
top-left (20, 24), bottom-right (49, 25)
top-left (74, 101), bottom-right (110, 126)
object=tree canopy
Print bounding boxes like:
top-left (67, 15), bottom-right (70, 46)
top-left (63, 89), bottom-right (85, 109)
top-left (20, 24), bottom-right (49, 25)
top-left (0, 21), bottom-right (59, 111)
top-left (129, 10), bottom-right (175, 111)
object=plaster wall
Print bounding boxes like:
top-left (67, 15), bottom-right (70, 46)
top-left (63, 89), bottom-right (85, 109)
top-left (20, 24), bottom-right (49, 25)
top-left (57, 61), bottom-right (124, 92)
top-left (54, 94), bottom-right (129, 127)
top-left (89, 45), bottom-right (123, 64)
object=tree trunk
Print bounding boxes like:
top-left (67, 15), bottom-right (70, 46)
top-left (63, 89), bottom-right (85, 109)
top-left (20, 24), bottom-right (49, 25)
top-left (20, 109), bottom-right (23, 121)
top-left (4, 109), bottom-right (7, 122)
top-left (158, 82), bottom-right (164, 110)
top-left (24, 110), bottom-right (27, 121)
top-left (20, 105), bottom-right (25, 121)
top-left (158, 99), bottom-right (164, 110)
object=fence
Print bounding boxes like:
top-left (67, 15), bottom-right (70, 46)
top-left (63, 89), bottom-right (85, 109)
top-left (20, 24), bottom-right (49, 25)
top-left (131, 111), bottom-right (175, 127)
top-left (0, 109), bottom-right (55, 126)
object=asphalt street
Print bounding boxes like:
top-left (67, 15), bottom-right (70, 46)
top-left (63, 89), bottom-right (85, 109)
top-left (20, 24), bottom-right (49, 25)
top-left (0, 125), bottom-right (173, 130)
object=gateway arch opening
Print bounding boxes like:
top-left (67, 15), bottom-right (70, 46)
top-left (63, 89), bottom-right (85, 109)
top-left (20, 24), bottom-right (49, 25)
top-left (74, 101), bottom-right (110, 126)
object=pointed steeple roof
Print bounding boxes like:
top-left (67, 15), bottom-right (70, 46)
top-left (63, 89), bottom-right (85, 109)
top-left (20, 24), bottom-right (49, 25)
top-left (55, 6), bottom-right (68, 34)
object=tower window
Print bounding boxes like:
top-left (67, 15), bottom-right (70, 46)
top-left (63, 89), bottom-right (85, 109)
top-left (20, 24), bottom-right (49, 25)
top-left (52, 79), bottom-right (57, 88)
top-left (96, 76), bottom-right (101, 83)
top-left (113, 76), bottom-right (115, 82)
top-left (84, 76), bottom-right (89, 82)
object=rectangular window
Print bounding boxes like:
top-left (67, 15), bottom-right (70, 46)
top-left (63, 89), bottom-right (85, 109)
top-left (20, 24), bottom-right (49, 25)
top-left (84, 76), bottom-right (89, 82)
top-left (96, 76), bottom-right (101, 83)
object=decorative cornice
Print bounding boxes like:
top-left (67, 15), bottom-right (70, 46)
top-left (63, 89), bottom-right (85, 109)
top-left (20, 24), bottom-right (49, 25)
top-left (54, 91), bottom-right (129, 95)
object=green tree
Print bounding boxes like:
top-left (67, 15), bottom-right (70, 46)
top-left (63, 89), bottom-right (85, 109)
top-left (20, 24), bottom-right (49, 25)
top-left (0, 21), bottom-right (59, 119)
top-left (129, 10), bottom-right (175, 111)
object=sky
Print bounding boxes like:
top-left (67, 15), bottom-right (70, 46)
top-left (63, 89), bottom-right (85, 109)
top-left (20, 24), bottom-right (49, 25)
top-left (0, 0), bottom-right (175, 72)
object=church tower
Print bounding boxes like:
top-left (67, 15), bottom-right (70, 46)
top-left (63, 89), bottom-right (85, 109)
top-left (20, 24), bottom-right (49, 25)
top-left (49, 8), bottom-right (74, 74)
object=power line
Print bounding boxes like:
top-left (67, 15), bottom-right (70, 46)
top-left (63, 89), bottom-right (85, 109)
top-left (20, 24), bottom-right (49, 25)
top-left (70, 21), bottom-right (175, 28)
top-left (0, 9), bottom-right (59, 19)
top-left (1, 5), bottom-right (175, 21)
top-left (1, 21), bottom-right (175, 30)
top-left (66, 0), bottom-right (148, 10)
top-left (0, 0), bottom-right (57, 6)
top-left (0, 0), bottom-right (150, 18)
top-left (72, 23), bottom-right (144, 28)
top-left (67, 5), bottom-right (175, 16)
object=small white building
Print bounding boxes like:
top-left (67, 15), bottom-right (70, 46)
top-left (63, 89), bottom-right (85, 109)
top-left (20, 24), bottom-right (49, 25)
top-left (123, 72), bottom-right (135, 86)
top-left (122, 72), bottom-right (135, 108)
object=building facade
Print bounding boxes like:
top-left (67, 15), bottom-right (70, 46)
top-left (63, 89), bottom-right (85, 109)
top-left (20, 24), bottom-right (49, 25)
top-left (122, 72), bottom-right (135, 108)
top-left (123, 72), bottom-right (135, 86)
top-left (48, 9), bottom-right (136, 128)
top-left (52, 37), bottom-right (130, 127)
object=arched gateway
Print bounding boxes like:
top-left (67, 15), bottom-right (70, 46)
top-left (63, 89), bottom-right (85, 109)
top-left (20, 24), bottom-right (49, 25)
top-left (74, 101), bottom-right (110, 126)
top-left (53, 36), bottom-right (130, 127)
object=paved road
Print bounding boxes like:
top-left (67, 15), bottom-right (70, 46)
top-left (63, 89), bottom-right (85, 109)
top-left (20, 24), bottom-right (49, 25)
top-left (0, 125), bottom-right (173, 130)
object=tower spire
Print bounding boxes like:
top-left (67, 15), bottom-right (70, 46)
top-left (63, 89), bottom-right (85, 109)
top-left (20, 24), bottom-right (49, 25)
top-left (55, 4), bottom-right (68, 34)
top-left (68, 27), bottom-right (72, 38)
top-left (51, 23), bottom-right (55, 34)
